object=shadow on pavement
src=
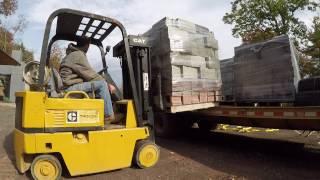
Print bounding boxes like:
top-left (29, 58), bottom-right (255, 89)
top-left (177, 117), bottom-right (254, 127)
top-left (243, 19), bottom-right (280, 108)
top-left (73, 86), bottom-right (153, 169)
top-left (3, 131), bottom-right (15, 166)
top-left (157, 128), bottom-right (320, 180)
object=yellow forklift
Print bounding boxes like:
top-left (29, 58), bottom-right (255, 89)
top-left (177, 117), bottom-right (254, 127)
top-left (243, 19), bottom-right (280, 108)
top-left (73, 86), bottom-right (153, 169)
top-left (14, 8), bottom-right (159, 179)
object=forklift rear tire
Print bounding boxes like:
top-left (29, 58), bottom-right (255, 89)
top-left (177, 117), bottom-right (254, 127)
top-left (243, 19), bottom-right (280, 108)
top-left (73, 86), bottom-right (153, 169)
top-left (134, 140), bottom-right (160, 169)
top-left (31, 154), bottom-right (62, 180)
top-left (197, 120), bottom-right (217, 133)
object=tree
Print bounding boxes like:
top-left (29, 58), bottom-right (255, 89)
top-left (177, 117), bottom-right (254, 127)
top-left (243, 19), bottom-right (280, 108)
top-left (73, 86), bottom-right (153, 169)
top-left (299, 53), bottom-right (320, 78)
top-left (12, 43), bottom-right (34, 62)
top-left (0, 0), bottom-right (32, 62)
top-left (223, 0), bottom-right (319, 44)
top-left (0, 26), bottom-right (13, 52)
top-left (0, 0), bottom-right (14, 52)
top-left (242, 27), bottom-right (277, 43)
top-left (299, 16), bottom-right (320, 77)
top-left (305, 16), bottom-right (320, 60)
top-left (0, 0), bottom-right (17, 17)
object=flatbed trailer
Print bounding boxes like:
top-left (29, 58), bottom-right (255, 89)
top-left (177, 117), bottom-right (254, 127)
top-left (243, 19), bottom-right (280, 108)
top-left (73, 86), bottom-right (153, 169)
top-left (155, 105), bottom-right (320, 136)
top-left (189, 105), bottom-right (320, 131)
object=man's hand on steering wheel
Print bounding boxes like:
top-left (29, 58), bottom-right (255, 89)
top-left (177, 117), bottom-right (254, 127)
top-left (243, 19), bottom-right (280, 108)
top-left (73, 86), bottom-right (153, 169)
top-left (97, 67), bottom-right (116, 94)
top-left (108, 83), bottom-right (116, 94)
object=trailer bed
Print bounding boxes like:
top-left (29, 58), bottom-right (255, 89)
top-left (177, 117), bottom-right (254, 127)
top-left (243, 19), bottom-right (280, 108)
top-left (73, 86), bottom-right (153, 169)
top-left (191, 106), bottom-right (320, 130)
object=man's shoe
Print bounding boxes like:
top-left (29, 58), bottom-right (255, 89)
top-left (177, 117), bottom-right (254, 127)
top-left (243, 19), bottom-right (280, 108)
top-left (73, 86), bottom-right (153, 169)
top-left (104, 114), bottom-right (115, 124)
top-left (110, 113), bottom-right (125, 124)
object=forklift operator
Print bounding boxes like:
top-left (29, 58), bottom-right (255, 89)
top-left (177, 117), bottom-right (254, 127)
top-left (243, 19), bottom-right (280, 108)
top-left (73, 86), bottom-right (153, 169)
top-left (59, 37), bottom-right (115, 120)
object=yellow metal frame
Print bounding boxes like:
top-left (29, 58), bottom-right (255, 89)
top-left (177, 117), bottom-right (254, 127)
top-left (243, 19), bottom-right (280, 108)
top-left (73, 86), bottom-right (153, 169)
top-left (14, 128), bottom-right (149, 176)
top-left (14, 91), bottom-right (150, 176)
top-left (16, 91), bottom-right (105, 129)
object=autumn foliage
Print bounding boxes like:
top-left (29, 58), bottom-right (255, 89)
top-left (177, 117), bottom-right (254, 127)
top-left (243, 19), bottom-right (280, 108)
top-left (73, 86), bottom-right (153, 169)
top-left (223, 0), bottom-right (320, 77)
top-left (0, 0), bottom-right (33, 62)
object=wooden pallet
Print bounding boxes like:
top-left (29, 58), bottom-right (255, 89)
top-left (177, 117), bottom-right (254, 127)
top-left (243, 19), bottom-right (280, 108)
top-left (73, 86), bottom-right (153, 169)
top-left (169, 102), bottom-right (218, 113)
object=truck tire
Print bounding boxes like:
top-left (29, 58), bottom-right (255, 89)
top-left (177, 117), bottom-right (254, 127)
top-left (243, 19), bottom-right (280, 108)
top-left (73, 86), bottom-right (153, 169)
top-left (154, 113), bottom-right (178, 137)
top-left (197, 120), bottom-right (217, 133)
top-left (177, 114), bottom-right (195, 133)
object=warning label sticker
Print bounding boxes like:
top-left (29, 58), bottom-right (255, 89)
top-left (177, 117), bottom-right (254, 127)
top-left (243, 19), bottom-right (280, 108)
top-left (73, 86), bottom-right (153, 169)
top-left (143, 72), bottom-right (149, 91)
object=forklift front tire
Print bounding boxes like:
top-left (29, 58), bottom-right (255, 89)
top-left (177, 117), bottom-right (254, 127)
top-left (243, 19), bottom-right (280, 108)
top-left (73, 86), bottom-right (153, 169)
top-left (134, 140), bottom-right (160, 169)
top-left (30, 154), bottom-right (62, 180)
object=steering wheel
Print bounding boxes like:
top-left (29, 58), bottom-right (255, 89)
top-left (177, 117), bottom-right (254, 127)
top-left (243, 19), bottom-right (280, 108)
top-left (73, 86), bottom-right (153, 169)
top-left (23, 61), bottom-right (50, 86)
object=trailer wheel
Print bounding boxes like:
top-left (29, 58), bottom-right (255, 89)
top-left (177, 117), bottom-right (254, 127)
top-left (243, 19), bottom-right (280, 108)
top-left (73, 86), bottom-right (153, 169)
top-left (31, 154), bottom-right (62, 180)
top-left (134, 140), bottom-right (160, 168)
top-left (197, 120), bottom-right (217, 133)
top-left (154, 113), bottom-right (178, 137)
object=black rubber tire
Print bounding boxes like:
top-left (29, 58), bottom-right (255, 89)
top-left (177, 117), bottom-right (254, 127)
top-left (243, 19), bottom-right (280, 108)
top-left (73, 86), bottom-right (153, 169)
top-left (197, 120), bottom-right (217, 133)
top-left (154, 113), bottom-right (178, 137)
top-left (179, 119), bottom-right (194, 131)
top-left (295, 91), bottom-right (320, 106)
top-left (133, 140), bottom-right (160, 169)
top-left (31, 154), bottom-right (62, 180)
top-left (298, 77), bottom-right (320, 92)
top-left (176, 114), bottom-right (195, 133)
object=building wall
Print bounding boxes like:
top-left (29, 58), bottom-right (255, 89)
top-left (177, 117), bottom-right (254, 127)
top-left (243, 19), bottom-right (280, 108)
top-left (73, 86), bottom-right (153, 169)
top-left (0, 50), bottom-right (26, 102)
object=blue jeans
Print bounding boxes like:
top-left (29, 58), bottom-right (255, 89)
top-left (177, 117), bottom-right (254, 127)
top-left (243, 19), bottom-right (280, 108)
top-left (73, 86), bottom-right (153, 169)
top-left (66, 80), bottom-right (113, 116)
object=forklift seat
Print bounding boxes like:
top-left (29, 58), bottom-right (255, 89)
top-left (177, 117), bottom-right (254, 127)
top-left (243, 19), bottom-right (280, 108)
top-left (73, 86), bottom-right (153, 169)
top-left (50, 68), bottom-right (64, 97)
top-left (50, 68), bottom-right (95, 98)
top-left (51, 68), bottom-right (64, 93)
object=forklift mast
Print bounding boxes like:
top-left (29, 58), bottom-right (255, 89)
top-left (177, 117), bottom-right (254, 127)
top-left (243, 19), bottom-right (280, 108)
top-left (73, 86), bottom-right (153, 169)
top-left (113, 35), bottom-right (154, 132)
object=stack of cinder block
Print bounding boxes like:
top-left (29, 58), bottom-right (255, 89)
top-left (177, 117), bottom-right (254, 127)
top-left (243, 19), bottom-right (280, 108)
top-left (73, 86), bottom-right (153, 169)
top-left (144, 17), bottom-right (222, 111)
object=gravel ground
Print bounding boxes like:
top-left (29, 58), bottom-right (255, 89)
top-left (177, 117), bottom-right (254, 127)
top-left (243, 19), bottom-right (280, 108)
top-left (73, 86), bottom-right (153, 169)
top-left (1, 102), bottom-right (320, 180)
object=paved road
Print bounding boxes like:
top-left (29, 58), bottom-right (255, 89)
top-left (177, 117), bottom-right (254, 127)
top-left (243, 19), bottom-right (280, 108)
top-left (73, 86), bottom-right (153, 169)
top-left (1, 102), bottom-right (320, 180)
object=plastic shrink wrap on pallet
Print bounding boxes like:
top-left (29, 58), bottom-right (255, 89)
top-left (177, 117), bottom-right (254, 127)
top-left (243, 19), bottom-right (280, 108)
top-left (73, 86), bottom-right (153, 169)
top-left (232, 35), bottom-right (300, 103)
top-left (220, 58), bottom-right (234, 101)
top-left (143, 17), bottom-right (222, 112)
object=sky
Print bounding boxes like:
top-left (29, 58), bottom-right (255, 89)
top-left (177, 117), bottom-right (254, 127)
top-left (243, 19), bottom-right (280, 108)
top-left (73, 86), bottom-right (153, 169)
top-left (11, 0), bottom-right (317, 79)
top-left (14, 0), bottom-right (318, 58)
top-left (14, 0), bottom-right (318, 56)
top-left (15, 0), bottom-right (242, 60)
